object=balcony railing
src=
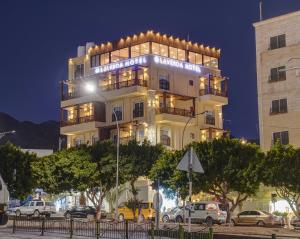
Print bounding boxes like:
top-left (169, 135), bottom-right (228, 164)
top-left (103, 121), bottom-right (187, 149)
top-left (156, 107), bottom-right (194, 117)
top-left (62, 91), bottom-right (81, 101)
top-left (199, 87), bottom-right (227, 97)
top-left (101, 79), bottom-right (147, 91)
top-left (205, 115), bottom-right (215, 125)
top-left (61, 115), bottom-right (96, 127)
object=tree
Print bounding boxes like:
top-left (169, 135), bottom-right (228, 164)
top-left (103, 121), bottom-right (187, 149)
top-left (192, 138), bottom-right (264, 222)
top-left (120, 140), bottom-right (164, 220)
top-left (32, 141), bottom-right (120, 219)
top-left (149, 150), bottom-right (189, 201)
top-left (150, 138), bottom-right (264, 222)
top-left (262, 143), bottom-right (300, 217)
top-left (0, 142), bottom-right (36, 199)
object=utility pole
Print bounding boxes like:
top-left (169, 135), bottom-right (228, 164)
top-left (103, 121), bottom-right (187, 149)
top-left (259, 1), bottom-right (263, 21)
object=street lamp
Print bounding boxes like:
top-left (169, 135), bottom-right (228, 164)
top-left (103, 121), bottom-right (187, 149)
top-left (181, 111), bottom-right (208, 149)
top-left (84, 82), bottom-right (120, 220)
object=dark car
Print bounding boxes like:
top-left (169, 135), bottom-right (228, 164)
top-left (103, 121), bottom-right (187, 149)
top-left (64, 206), bottom-right (102, 219)
top-left (291, 216), bottom-right (300, 229)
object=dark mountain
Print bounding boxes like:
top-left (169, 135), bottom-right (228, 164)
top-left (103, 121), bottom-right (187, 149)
top-left (0, 112), bottom-right (61, 150)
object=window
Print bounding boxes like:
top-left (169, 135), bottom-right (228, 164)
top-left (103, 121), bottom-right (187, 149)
top-left (239, 211), bottom-right (249, 216)
top-left (169, 47), bottom-right (186, 61)
top-left (112, 106), bottom-right (123, 121)
top-left (270, 66), bottom-right (286, 82)
top-left (160, 129), bottom-right (170, 146)
top-left (100, 53), bottom-right (110, 65)
top-left (249, 211), bottom-right (260, 216)
top-left (90, 54), bottom-right (100, 68)
top-left (273, 131), bottom-right (289, 145)
top-left (133, 102), bottom-right (144, 118)
top-left (270, 99), bottom-right (287, 114)
top-left (36, 202), bottom-right (44, 206)
top-left (152, 43), bottom-right (168, 57)
top-left (111, 48), bottom-right (129, 62)
top-left (131, 43), bottom-right (150, 57)
top-left (206, 203), bottom-right (217, 210)
top-left (270, 34), bottom-right (286, 50)
top-left (190, 133), bottom-right (195, 139)
top-left (205, 112), bottom-right (215, 125)
top-left (159, 75), bottom-right (170, 90)
top-left (203, 55), bottom-right (218, 68)
top-left (74, 64), bottom-right (84, 79)
top-left (137, 129), bottom-right (145, 141)
top-left (194, 204), bottom-right (205, 210)
top-left (30, 202), bottom-right (35, 206)
top-left (189, 52), bottom-right (202, 64)
top-left (189, 80), bottom-right (194, 86)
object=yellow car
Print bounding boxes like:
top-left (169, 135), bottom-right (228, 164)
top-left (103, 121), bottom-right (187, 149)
top-left (118, 202), bottom-right (155, 221)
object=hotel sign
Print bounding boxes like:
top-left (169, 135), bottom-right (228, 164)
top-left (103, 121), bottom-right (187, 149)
top-left (93, 55), bottom-right (202, 74)
top-left (153, 55), bottom-right (202, 74)
top-left (94, 56), bottom-right (147, 74)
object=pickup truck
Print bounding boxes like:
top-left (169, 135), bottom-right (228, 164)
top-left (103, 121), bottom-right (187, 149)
top-left (10, 200), bottom-right (56, 217)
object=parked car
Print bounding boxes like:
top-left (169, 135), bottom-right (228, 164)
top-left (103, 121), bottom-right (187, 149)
top-left (291, 216), bottom-right (300, 229)
top-left (231, 210), bottom-right (283, 227)
top-left (162, 207), bottom-right (183, 223)
top-left (168, 201), bottom-right (227, 225)
top-left (10, 200), bottom-right (56, 217)
top-left (118, 202), bottom-right (155, 221)
top-left (64, 206), bottom-right (106, 219)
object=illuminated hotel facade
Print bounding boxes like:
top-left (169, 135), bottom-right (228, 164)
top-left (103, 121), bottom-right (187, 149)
top-left (60, 31), bottom-right (228, 149)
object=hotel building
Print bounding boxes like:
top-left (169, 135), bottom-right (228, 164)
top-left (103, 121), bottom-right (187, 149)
top-left (60, 31), bottom-right (228, 149)
top-left (254, 11), bottom-right (300, 151)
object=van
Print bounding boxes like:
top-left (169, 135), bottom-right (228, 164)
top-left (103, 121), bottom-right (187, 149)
top-left (118, 202), bottom-right (155, 221)
top-left (175, 201), bottom-right (227, 225)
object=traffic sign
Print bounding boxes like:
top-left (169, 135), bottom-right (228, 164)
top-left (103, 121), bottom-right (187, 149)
top-left (176, 148), bottom-right (204, 173)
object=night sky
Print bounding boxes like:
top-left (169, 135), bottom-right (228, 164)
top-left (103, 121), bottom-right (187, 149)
top-left (1, 0), bottom-right (300, 139)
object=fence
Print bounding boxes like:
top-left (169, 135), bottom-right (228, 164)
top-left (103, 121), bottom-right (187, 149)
top-left (11, 217), bottom-right (213, 239)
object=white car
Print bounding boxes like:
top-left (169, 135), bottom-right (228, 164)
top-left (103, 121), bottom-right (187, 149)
top-left (173, 201), bottom-right (227, 225)
top-left (11, 200), bottom-right (56, 217)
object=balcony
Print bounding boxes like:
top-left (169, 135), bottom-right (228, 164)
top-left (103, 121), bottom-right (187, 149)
top-left (60, 115), bottom-right (96, 127)
top-left (199, 87), bottom-right (228, 106)
top-left (156, 107), bottom-right (194, 118)
top-left (101, 79), bottom-right (147, 91)
top-left (62, 91), bottom-right (81, 101)
top-left (199, 87), bottom-right (227, 97)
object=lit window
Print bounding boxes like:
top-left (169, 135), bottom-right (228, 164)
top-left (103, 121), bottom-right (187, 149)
top-left (178, 49), bottom-right (186, 61)
top-left (130, 43), bottom-right (150, 58)
top-left (203, 55), bottom-right (218, 68)
top-left (152, 42), bottom-right (160, 55)
top-left (111, 48), bottom-right (129, 62)
top-left (160, 44), bottom-right (168, 57)
top-left (169, 47), bottom-right (177, 59)
top-left (100, 53), bottom-right (110, 65)
top-left (189, 52), bottom-right (202, 64)
top-left (74, 64), bottom-right (84, 79)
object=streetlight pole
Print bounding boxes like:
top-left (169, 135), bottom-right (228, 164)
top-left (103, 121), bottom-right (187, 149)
top-left (181, 111), bottom-right (207, 149)
top-left (180, 111), bottom-right (206, 226)
top-left (0, 130), bottom-right (16, 140)
top-left (84, 82), bottom-right (120, 220)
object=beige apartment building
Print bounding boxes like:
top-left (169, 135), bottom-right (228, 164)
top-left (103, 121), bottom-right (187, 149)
top-left (60, 31), bottom-right (228, 150)
top-left (254, 11), bottom-right (300, 151)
